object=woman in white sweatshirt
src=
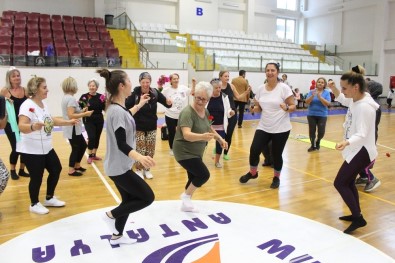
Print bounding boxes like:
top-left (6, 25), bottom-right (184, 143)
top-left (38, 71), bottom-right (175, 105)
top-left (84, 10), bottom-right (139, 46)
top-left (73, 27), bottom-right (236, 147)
top-left (328, 68), bottom-right (379, 234)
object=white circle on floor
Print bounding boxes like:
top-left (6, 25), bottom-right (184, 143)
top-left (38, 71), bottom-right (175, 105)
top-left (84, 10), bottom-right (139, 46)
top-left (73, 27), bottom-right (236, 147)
top-left (0, 200), bottom-right (393, 263)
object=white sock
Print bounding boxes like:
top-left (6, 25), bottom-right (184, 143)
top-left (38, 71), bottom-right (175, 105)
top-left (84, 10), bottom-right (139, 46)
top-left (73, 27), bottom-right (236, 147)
top-left (102, 212), bottom-right (117, 235)
top-left (109, 236), bottom-right (137, 245)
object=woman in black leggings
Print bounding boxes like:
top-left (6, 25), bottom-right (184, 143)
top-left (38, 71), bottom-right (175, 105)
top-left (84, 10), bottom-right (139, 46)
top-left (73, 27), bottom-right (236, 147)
top-left (328, 67), bottom-right (379, 234)
top-left (239, 62), bottom-right (295, 189)
top-left (79, 79), bottom-right (105, 164)
top-left (1, 67), bottom-right (29, 180)
top-left (97, 68), bottom-right (155, 246)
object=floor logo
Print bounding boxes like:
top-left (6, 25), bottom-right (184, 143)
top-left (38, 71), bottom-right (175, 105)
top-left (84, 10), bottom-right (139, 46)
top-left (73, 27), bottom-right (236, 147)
top-left (0, 201), bottom-right (392, 262)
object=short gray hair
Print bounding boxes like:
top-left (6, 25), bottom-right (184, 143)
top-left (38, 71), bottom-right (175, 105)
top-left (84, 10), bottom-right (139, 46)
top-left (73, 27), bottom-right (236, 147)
top-left (88, 78), bottom-right (99, 88)
top-left (194, 81), bottom-right (213, 98)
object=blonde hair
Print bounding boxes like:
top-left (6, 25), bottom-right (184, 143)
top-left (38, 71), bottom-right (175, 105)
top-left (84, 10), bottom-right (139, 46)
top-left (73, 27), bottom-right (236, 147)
top-left (62, 77), bottom-right (78, 94)
top-left (26, 76), bottom-right (46, 97)
top-left (5, 67), bottom-right (21, 89)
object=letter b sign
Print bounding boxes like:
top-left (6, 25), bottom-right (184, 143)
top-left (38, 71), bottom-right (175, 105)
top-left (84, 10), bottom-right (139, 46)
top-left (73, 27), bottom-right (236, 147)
top-left (196, 7), bottom-right (203, 16)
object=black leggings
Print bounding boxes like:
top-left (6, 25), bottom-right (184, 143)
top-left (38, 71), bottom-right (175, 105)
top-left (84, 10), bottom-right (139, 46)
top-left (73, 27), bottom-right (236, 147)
top-left (334, 147), bottom-right (371, 217)
top-left (307, 115), bottom-right (327, 147)
top-left (224, 114), bottom-right (237, 155)
top-left (178, 158), bottom-right (210, 189)
top-left (4, 122), bottom-right (25, 166)
top-left (165, 116), bottom-right (178, 150)
top-left (234, 101), bottom-right (246, 126)
top-left (68, 127), bottom-right (87, 167)
top-left (22, 149), bottom-right (62, 204)
top-left (84, 120), bottom-right (104, 150)
top-left (359, 108), bottom-right (381, 179)
top-left (109, 170), bottom-right (154, 234)
top-left (250, 130), bottom-right (290, 171)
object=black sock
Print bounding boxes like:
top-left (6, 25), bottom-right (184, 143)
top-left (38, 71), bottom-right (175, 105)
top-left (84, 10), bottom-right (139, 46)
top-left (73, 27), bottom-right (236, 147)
top-left (46, 195), bottom-right (53, 201)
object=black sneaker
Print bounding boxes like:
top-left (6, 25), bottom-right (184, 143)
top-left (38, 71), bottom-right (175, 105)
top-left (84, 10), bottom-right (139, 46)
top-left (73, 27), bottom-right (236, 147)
top-left (10, 170), bottom-right (19, 180)
top-left (270, 177), bottom-right (280, 189)
top-left (239, 172), bottom-right (258, 184)
top-left (68, 171), bottom-right (83, 176)
top-left (307, 146), bottom-right (316, 152)
top-left (75, 167), bottom-right (87, 172)
top-left (18, 170), bottom-right (30, 177)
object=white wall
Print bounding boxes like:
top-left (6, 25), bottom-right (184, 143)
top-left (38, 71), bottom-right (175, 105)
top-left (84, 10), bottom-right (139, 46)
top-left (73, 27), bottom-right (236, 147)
top-left (0, 67), bottom-right (188, 116)
top-left (124, 0), bottom-right (177, 25)
top-left (218, 9), bottom-right (244, 31)
top-left (179, 0), bottom-right (219, 33)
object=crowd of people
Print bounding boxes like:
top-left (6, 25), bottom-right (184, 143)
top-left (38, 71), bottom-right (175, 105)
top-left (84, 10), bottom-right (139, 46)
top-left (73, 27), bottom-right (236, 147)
top-left (0, 63), bottom-right (387, 239)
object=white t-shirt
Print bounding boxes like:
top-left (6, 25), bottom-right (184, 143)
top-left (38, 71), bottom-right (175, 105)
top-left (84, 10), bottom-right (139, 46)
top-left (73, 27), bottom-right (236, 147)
top-left (162, 85), bottom-right (190, 119)
top-left (61, 94), bottom-right (83, 139)
top-left (17, 99), bottom-right (54, 155)
top-left (255, 82), bottom-right (293, 133)
top-left (336, 93), bottom-right (379, 163)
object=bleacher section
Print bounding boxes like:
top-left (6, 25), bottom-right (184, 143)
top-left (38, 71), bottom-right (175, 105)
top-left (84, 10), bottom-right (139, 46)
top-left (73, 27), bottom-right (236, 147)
top-left (134, 22), bottom-right (178, 52)
top-left (189, 29), bottom-right (341, 72)
top-left (0, 10), bottom-right (120, 67)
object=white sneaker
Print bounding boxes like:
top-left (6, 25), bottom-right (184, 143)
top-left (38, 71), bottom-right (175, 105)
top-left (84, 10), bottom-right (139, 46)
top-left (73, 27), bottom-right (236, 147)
top-left (169, 150), bottom-right (174, 156)
top-left (215, 162), bottom-right (222, 168)
top-left (181, 202), bottom-right (199, 213)
top-left (109, 236), bottom-right (137, 246)
top-left (44, 196), bottom-right (66, 207)
top-left (30, 202), bottom-right (49, 214)
top-left (135, 170), bottom-right (144, 179)
top-left (144, 170), bottom-right (153, 179)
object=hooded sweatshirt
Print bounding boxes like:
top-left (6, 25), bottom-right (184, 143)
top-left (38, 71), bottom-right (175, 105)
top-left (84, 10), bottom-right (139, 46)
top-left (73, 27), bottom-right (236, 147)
top-left (336, 92), bottom-right (379, 163)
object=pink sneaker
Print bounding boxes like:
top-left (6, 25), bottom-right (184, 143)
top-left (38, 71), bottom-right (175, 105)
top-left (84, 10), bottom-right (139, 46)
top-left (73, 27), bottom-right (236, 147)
top-left (92, 156), bottom-right (102, 161)
top-left (87, 157), bottom-right (93, 164)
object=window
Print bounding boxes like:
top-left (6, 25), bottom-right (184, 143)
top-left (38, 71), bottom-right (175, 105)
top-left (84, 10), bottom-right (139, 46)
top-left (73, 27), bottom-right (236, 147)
top-left (276, 18), bottom-right (295, 42)
top-left (277, 0), bottom-right (297, 11)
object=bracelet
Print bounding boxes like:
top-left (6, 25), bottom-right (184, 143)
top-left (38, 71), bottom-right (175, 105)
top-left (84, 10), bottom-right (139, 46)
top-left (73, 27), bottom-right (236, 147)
top-left (30, 124), bottom-right (34, 131)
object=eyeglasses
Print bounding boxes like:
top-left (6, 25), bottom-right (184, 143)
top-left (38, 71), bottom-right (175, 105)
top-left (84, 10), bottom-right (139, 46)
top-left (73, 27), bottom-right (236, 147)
top-left (195, 96), bottom-right (208, 102)
top-left (210, 78), bottom-right (220, 84)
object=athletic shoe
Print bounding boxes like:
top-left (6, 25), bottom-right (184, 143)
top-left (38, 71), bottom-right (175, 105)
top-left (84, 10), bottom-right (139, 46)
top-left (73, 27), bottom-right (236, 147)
top-left (355, 177), bottom-right (368, 185)
top-left (181, 202), bottom-right (199, 213)
top-left (364, 177), bottom-right (381, 192)
top-left (92, 156), bottom-right (102, 161)
top-left (30, 202), bottom-right (49, 214)
top-left (68, 171), bottom-right (83, 176)
top-left (169, 150), bottom-right (174, 156)
top-left (239, 172), bottom-right (258, 183)
top-left (18, 170), bottom-right (30, 177)
top-left (215, 162), bottom-right (222, 168)
top-left (145, 170), bottom-right (153, 179)
top-left (135, 170), bottom-right (144, 179)
top-left (110, 236), bottom-right (137, 246)
top-left (307, 146), bottom-right (316, 152)
top-left (223, 154), bottom-right (230, 160)
top-left (87, 157), bottom-right (93, 164)
top-left (75, 167), bottom-right (87, 172)
top-left (10, 170), bottom-right (19, 180)
top-left (44, 196), bottom-right (66, 207)
top-left (270, 177), bottom-right (280, 189)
